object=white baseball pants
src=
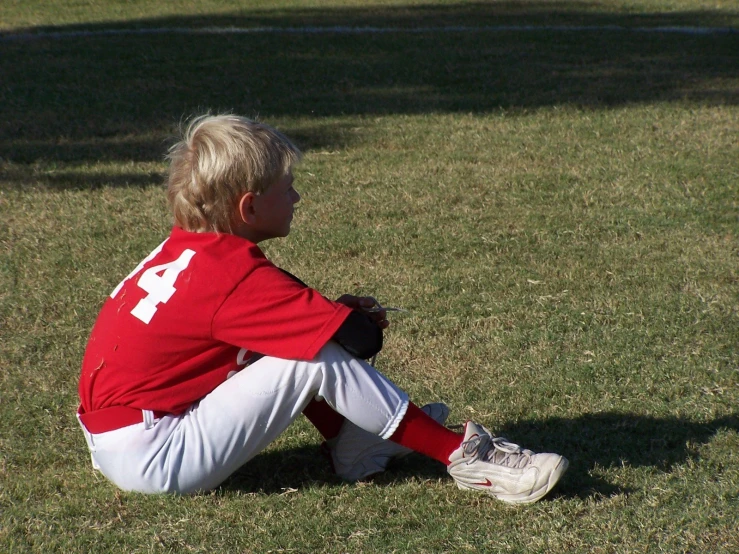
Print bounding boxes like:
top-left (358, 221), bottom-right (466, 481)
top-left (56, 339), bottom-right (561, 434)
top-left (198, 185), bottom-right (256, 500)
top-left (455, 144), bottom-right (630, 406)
top-left (78, 341), bottom-right (409, 494)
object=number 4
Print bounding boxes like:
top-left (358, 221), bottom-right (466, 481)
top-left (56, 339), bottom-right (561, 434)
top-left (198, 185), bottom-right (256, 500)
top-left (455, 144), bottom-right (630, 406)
top-left (110, 242), bottom-right (197, 323)
top-left (110, 240), bottom-right (167, 299)
top-left (128, 249), bottom-right (196, 324)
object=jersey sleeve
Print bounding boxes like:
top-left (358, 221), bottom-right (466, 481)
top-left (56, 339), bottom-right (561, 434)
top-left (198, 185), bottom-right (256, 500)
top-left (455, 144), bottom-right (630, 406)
top-left (211, 264), bottom-right (352, 361)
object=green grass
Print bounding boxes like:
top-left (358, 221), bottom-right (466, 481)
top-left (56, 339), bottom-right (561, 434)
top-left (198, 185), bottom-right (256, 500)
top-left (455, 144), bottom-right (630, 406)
top-left (1, 1), bottom-right (738, 552)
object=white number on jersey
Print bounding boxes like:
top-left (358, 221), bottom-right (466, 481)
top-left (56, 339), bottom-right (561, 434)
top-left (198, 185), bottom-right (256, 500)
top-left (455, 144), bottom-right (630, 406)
top-left (110, 240), bottom-right (167, 299)
top-left (110, 240), bottom-right (197, 324)
top-left (129, 249), bottom-right (197, 324)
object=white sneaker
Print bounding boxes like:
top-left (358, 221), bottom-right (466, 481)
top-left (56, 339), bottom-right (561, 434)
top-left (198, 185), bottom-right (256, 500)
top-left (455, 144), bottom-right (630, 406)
top-left (447, 421), bottom-right (568, 504)
top-left (327, 403), bottom-right (450, 481)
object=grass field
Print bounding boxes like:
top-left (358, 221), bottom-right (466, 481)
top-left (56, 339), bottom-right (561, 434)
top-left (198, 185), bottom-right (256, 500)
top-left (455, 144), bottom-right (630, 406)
top-left (1, 1), bottom-right (738, 552)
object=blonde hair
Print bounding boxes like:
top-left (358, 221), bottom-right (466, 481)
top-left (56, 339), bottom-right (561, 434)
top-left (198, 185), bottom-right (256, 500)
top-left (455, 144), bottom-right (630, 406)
top-left (166, 114), bottom-right (302, 233)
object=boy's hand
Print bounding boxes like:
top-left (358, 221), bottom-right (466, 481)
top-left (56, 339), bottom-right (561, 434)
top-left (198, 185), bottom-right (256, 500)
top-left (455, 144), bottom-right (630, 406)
top-left (335, 295), bottom-right (389, 329)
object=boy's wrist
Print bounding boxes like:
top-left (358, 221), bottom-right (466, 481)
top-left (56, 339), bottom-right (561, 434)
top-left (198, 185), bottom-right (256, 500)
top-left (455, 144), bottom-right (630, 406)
top-left (336, 295), bottom-right (389, 329)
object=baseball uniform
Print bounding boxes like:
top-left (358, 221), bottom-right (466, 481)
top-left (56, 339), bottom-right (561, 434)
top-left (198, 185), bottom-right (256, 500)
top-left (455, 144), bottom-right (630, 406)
top-left (78, 227), bottom-right (409, 493)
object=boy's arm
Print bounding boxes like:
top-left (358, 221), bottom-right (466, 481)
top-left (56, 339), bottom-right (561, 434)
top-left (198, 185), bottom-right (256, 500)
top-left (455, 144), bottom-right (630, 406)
top-left (279, 269), bottom-right (385, 359)
top-left (246, 310), bottom-right (382, 362)
top-left (332, 310), bottom-right (383, 359)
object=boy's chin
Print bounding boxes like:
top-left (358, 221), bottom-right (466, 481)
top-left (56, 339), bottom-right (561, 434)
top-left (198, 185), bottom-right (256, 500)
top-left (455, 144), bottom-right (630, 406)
top-left (269, 229), bottom-right (291, 240)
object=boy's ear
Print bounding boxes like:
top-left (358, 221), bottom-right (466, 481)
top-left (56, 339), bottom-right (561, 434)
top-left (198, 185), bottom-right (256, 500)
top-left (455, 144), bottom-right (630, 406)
top-left (237, 192), bottom-right (258, 224)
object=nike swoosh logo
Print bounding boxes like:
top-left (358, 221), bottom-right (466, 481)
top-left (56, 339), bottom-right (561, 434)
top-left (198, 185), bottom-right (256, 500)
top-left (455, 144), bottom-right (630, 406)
top-left (472, 478), bottom-right (493, 487)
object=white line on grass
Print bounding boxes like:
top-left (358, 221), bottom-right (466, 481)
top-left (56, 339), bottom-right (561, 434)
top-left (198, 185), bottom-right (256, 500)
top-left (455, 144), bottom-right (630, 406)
top-left (1, 24), bottom-right (736, 41)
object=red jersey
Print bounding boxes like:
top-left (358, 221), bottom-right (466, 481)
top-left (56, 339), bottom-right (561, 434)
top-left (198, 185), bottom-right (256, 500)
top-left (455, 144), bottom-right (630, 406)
top-left (79, 227), bottom-right (352, 415)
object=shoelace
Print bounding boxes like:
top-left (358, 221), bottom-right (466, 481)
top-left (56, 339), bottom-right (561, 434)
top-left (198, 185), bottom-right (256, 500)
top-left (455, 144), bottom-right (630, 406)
top-left (463, 433), bottom-right (532, 469)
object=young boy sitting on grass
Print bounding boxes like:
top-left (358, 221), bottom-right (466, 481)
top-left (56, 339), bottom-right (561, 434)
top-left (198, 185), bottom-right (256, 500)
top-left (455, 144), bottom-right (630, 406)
top-left (77, 114), bottom-right (568, 504)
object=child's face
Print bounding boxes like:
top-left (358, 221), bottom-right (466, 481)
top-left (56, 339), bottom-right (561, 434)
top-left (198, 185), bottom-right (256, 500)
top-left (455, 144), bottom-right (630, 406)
top-left (249, 171), bottom-right (301, 242)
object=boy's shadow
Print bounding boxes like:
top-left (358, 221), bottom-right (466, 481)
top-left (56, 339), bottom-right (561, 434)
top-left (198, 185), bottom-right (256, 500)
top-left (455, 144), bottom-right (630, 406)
top-left (221, 440), bottom-right (450, 495)
top-left (221, 413), bottom-right (739, 499)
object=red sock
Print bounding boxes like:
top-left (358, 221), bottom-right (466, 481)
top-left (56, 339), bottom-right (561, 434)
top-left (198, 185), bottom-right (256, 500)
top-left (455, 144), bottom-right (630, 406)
top-left (389, 402), bottom-right (463, 465)
top-left (303, 398), bottom-right (345, 440)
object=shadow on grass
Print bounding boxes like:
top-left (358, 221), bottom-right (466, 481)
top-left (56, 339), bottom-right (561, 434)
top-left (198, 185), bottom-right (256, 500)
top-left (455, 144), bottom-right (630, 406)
top-left (221, 441), bottom-right (449, 495)
top-left (220, 413), bottom-right (738, 500)
top-left (0, 2), bottom-right (737, 187)
top-left (0, 164), bottom-right (165, 190)
top-left (497, 412), bottom-right (739, 500)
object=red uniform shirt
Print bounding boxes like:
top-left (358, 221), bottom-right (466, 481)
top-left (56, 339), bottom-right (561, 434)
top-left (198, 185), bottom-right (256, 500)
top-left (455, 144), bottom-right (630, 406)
top-left (79, 227), bottom-right (352, 415)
